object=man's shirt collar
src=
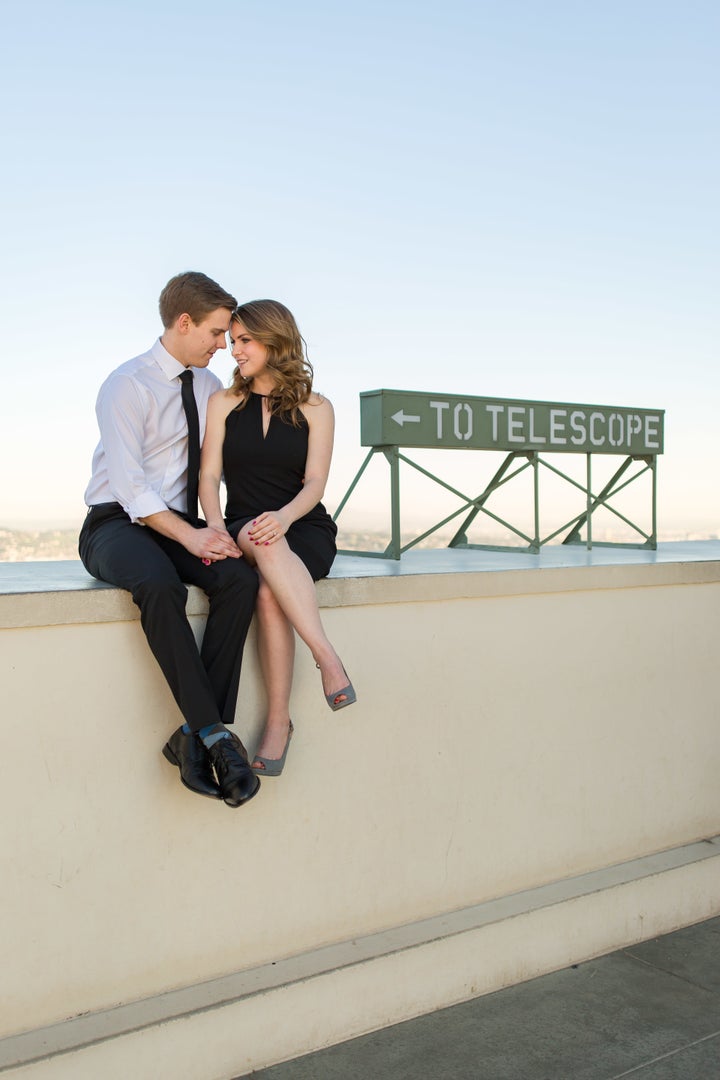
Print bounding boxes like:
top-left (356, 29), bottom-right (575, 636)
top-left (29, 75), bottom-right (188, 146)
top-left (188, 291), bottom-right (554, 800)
top-left (151, 337), bottom-right (187, 381)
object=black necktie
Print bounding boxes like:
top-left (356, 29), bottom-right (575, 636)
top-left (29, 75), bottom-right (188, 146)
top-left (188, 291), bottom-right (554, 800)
top-left (179, 369), bottom-right (200, 523)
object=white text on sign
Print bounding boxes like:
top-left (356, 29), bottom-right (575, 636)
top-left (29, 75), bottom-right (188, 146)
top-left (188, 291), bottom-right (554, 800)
top-left (423, 401), bottom-right (661, 450)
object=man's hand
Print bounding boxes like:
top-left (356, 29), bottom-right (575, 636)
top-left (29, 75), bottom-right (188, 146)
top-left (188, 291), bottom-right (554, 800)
top-left (185, 526), bottom-right (241, 562)
top-left (139, 511), bottom-right (241, 561)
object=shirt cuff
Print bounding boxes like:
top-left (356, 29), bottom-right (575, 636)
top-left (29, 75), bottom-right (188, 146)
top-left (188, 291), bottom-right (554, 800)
top-left (125, 492), bottom-right (170, 524)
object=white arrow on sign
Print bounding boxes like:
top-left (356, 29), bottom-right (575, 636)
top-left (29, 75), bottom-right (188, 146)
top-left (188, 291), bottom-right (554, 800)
top-left (391, 409), bottom-right (421, 427)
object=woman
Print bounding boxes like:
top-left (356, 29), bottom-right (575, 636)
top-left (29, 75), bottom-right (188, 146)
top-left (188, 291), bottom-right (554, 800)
top-left (199, 300), bottom-right (355, 777)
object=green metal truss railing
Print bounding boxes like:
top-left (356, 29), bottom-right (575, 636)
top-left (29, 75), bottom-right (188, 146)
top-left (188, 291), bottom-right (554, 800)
top-left (333, 446), bottom-right (657, 560)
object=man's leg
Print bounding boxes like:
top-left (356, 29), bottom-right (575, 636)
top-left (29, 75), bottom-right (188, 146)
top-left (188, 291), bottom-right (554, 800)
top-left (150, 532), bottom-right (259, 729)
top-left (79, 507), bottom-right (260, 806)
top-left (149, 534), bottom-right (261, 808)
top-left (80, 506), bottom-right (224, 731)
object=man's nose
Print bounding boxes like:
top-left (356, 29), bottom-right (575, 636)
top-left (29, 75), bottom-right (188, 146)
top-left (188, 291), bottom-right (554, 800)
top-left (217, 337), bottom-right (227, 351)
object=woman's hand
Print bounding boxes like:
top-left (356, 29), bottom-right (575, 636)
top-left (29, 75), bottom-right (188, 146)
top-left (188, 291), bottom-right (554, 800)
top-left (248, 511), bottom-right (291, 547)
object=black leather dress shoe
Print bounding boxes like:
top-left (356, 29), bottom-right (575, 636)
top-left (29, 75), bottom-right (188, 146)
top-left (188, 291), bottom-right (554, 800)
top-left (209, 735), bottom-right (260, 807)
top-left (162, 726), bottom-right (222, 799)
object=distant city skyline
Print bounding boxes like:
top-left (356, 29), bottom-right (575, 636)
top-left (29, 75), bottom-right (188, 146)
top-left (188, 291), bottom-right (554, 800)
top-left (1, 2), bottom-right (718, 536)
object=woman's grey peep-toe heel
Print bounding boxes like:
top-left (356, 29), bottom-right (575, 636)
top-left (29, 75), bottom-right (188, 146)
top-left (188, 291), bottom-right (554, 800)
top-left (317, 663), bottom-right (357, 711)
top-left (251, 721), bottom-right (294, 776)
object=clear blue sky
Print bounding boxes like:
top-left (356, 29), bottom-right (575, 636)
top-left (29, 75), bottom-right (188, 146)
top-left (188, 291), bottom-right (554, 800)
top-left (1, 1), bottom-right (718, 539)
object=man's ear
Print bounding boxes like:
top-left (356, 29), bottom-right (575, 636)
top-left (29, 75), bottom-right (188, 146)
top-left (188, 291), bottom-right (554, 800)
top-left (176, 313), bottom-right (192, 334)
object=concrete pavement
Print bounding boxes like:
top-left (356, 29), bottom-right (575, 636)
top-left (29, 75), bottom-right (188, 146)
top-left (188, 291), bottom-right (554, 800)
top-left (237, 916), bottom-right (720, 1079)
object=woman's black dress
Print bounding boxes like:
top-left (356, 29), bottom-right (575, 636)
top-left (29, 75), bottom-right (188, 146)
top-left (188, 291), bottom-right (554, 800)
top-left (223, 393), bottom-right (337, 581)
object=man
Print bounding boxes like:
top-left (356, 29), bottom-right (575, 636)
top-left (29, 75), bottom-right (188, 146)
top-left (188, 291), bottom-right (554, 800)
top-left (79, 271), bottom-right (260, 808)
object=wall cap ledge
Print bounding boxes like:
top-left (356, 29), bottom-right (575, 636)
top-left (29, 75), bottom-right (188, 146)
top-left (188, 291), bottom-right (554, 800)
top-left (2, 541), bottom-right (720, 629)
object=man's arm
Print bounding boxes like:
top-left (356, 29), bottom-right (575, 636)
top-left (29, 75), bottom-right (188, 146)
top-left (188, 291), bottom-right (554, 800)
top-left (97, 374), bottom-right (239, 560)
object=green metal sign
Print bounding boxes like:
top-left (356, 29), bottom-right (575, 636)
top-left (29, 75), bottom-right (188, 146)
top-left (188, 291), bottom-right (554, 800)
top-left (361, 389), bottom-right (664, 456)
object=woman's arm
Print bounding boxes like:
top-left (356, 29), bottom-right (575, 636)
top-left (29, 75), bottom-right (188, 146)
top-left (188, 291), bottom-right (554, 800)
top-left (298, 395), bottom-right (335, 513)
top-left (199, 390), bottom-right (234, 532)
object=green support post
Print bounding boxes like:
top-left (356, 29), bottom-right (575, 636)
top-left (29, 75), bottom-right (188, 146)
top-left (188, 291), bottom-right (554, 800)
top-left (385, 446), bottom-right (401, 560)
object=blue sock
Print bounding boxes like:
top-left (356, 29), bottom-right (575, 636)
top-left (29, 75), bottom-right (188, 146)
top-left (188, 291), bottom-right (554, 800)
top-left (182, 721), bottom-right (230, 748)
top-left (198, 723), bottom-right (231, 749)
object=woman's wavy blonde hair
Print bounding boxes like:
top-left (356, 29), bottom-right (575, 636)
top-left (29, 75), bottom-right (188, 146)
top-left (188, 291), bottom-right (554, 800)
top-left (229, 300), bottom-right (314, 426)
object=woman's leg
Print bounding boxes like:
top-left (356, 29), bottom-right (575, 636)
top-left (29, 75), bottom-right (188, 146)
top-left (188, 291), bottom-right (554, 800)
top-left (253, 576), bottom-right (295, 765)
top-left (237, 525), bottom-right (351, 705)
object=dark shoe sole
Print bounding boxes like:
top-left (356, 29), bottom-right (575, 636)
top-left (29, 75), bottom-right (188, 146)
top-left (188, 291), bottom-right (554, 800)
top-left (162, 742), bottom-right (222, 800)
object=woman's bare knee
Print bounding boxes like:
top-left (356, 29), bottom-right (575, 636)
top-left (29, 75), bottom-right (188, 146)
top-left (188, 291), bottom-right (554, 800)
top-left (234, 524), bottom-right (257, 561)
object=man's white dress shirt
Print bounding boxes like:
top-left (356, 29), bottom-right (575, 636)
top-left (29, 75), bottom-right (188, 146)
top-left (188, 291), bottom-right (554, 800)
top-left (84, 338), bottom-right (223, 523)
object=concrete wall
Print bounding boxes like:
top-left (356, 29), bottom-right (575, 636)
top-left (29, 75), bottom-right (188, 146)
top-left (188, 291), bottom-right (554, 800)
top-left (2, 548), bottom-right (720, 1077)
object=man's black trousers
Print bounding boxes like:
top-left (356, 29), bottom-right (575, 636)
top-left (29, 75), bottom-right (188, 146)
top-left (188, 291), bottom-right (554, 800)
top-left (79, 504), bottom-right (259, 733)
